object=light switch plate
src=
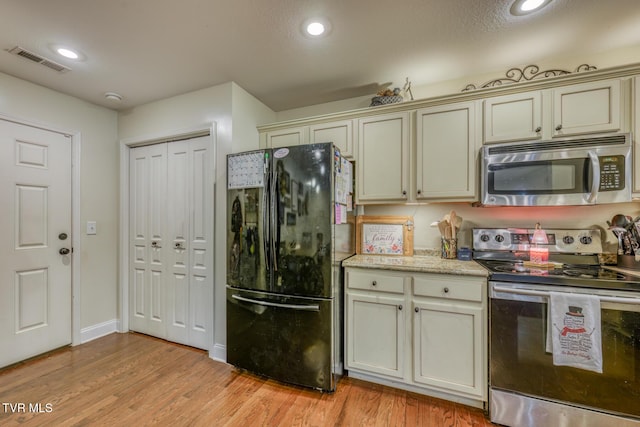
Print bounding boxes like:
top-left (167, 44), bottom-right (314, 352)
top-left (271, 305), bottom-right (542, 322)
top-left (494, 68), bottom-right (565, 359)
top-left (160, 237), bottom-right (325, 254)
top-left (87, 221), bottom-right (97, 235)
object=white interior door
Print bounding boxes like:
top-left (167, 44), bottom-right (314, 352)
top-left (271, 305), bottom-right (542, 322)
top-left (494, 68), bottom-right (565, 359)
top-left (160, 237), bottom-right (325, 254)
top-left (166, 136), bottom-right (211, 349)
top-left (129, 143), bottom-right (168, 339)
top-left (129, 137), bottom-right (211, 350)
top-left (0, 119), bottom-right (72, 368)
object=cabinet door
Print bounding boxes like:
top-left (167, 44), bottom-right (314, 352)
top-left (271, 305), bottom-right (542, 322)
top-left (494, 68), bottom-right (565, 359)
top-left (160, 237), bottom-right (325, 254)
top-left (634, 76), bottom-right (640, 196)
top-left (357, 112), bottom-right (410, 202)
top-left (309, 120), bottom-right (354, 159)
top-left (483, 91), bottom-right (542, 143)
top-left (552, 79), bottom-right (621, 137)
top-left (265, 127), bottom-right (308, 148)
top-left (413, 299), bottom-right (485, 399)
top-left (346, 291), bottom-right (405, 379)
top-left (416, 102), bottom-right (479, 201)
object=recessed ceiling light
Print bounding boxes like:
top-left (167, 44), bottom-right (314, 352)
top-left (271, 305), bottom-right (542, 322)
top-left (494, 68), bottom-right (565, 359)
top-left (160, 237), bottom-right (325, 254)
top-left (50, 44), bottom-right (85, 61)
top-left (303, 18), bottom-right (331, 37)
top-left (510, 0), bottom-right (552, 15)
top-left (306, 22), bottom-right (325, 36)
top-left (56, 47), bottom-right (79, 59)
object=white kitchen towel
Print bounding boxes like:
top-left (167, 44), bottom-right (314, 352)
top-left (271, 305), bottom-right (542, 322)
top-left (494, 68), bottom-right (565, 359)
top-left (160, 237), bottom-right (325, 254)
top-left (548, 291), bottom-right (603, 373)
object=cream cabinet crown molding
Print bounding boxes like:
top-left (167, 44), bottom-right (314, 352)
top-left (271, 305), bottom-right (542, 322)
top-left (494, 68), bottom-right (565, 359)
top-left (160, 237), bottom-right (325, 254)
top-left (257, 62), bottom-right (640, 131)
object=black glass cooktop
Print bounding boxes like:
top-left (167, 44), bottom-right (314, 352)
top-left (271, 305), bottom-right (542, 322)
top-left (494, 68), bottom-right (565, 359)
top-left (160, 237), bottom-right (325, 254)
top-left (476, 258), bottom-right (640, 291)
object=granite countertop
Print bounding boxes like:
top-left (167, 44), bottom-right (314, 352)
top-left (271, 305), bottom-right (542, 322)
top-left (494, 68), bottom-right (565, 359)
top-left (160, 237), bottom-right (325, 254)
top-left (342, 251), bottom-right (489, 277)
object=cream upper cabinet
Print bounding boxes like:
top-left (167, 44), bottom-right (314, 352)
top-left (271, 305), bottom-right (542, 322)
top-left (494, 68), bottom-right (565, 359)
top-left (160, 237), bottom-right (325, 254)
top-left (416, 101), bottom-right (480, 201)
top-left (483, 79), bottom-right (624, 144)
top-left (309, 119), bottom-right (355, 158)
top-left (264, 126), bottom-right (308, 148)
top-left (552, 79), bottom-right (622, 137)
top-left (483, 91), bottom-right (543, 143)
top-left (357, 112), bottom-right (411, 203)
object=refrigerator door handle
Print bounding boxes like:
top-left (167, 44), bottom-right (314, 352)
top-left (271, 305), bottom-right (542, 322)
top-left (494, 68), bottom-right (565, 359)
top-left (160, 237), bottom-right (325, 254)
top-left (231, 294), bottom-right (320, 312)
top-left (262, 172), bottom-right (270, 273)
top-left (270, 165), bottom-right (278, 272)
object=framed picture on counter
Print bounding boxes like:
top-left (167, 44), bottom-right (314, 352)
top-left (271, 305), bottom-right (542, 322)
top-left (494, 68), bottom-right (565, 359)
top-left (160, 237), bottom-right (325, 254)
top-left (356, 215), bottom-right (414, 256)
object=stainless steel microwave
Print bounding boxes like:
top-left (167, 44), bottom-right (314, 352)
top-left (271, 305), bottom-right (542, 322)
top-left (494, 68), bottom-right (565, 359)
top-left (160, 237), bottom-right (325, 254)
top-left (481, 133), bottom-right (632, 206)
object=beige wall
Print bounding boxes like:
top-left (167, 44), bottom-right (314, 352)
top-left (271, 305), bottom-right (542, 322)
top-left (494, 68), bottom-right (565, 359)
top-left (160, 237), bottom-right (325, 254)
top-left (275, 45), bottom-right (640, 122)
top-left (0, 71), bottom-right (119, 331)
top-left (118, 82), bottom-right (275, 358)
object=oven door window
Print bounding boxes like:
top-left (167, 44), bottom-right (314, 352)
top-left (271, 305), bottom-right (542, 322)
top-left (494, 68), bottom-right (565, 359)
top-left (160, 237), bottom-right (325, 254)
top-left (488, 158), bottom-right (590, 195)
top-left (491, 297), bottom-right (640, 417)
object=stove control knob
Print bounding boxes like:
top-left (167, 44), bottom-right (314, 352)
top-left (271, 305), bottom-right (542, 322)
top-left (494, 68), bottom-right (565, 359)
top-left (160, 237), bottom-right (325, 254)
top-left (495, 235), bottom-right (505, 243)
top-left (580, 236), bottom-right (592, 245)
top-left (480, 234), bottom-right (490, 242)
top-left (563, 236), bottom-right (574, 245)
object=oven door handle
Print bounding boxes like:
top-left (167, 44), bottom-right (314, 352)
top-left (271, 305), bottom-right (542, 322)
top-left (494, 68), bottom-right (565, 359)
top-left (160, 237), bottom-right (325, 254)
top-left (492, 285), bottom-right (640, 305)
top-left (587, 150), bottom-right (600, 204)
top-left (231, 294), bottom-right (320, 311)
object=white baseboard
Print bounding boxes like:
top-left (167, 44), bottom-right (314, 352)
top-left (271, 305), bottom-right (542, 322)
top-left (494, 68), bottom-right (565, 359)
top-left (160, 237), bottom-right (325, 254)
top-left (211, 343), bottom-right (226, 363)
top-left (80, 319), bottom-right (119, 344)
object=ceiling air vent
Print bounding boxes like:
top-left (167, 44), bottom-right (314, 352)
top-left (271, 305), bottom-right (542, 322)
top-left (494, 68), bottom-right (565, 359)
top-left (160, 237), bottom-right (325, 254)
top-left (8, 46), bottom-right (71, 73)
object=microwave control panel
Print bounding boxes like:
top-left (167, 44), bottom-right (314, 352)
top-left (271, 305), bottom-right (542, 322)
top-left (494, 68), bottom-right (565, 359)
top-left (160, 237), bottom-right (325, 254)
top-left (599, 155), bottom-right (625, 191)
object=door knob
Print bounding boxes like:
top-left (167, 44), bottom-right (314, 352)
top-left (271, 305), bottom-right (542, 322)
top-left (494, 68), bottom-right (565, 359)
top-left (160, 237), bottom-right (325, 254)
top-left (58, 233), bottom-right (68, 240)
top-left (59, 248), bottom-right (71, 255)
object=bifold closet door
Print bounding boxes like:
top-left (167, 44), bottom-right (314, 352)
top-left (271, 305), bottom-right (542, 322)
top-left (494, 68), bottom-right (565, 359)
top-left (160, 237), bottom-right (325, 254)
top-left (129, 143), bottom-right (168, 339)
top-left (129, 137), bottom-right (211, 350)
top-left (166, 137), bottom-right (211, 350)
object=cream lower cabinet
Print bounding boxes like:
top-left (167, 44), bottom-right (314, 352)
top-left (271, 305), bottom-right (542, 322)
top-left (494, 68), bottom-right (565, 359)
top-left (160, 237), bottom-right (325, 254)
top-left (345, 267), bottom-right (487, 407)
top-left (412, 274), bottom-right (486, 400)
top-left (345, 268), bottom-right (407, 379)
top-left (346, 292), bottom-right (406, 379)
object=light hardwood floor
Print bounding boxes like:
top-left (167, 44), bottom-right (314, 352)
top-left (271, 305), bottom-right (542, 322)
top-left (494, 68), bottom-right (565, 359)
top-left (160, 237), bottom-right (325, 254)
top-left (0, 332), bottom-right (495, 426)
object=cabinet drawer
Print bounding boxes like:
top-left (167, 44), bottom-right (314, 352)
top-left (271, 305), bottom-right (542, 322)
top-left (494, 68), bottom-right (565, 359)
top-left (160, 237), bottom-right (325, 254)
top-left (413, 274), bottom-right (484, 302)
top-left (347, 269), bottom-right (406, 294)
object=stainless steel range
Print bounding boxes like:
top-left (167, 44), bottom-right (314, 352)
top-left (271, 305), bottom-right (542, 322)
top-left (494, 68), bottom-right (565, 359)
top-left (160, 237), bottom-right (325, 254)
top-left (473, 228), bottom-right (640, 427)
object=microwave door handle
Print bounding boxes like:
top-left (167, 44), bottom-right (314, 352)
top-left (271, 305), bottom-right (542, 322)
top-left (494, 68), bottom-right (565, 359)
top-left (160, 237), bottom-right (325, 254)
top-left (587, 151), bottom-right (600, 204)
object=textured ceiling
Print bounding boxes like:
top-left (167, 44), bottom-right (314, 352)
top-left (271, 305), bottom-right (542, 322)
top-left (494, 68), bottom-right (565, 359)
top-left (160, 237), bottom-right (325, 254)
top-left (1, 0), bottom-right (639, 112)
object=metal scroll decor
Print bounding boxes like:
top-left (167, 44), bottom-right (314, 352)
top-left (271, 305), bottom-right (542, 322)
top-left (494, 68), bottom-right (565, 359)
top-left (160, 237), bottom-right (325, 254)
top-left (462, 64), bottom-right (597, 92)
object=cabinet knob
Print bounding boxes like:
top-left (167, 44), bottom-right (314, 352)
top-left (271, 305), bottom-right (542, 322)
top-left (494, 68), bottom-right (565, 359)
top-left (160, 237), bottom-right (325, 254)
top-left (415, 307), bottom-right (419, 313)
top-left (555, 124), bottom-right (563, 131)
top-left (535, 126), bottom-right (542, 133)
top-left (402, 190), bottom-right (407, 197)
top-left (372, 281), bottom-right (377, 287)
top-left (443, 287), bottom-right (450, 294)
top-left (398, 305), bottom-right (403, 311)
top-left (417, 190), bottom-right (422, 195)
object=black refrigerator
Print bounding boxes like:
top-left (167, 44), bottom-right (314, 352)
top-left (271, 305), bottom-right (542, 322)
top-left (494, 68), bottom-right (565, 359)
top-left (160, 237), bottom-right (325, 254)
top-left (226, 143), bottom-right (354, 391)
